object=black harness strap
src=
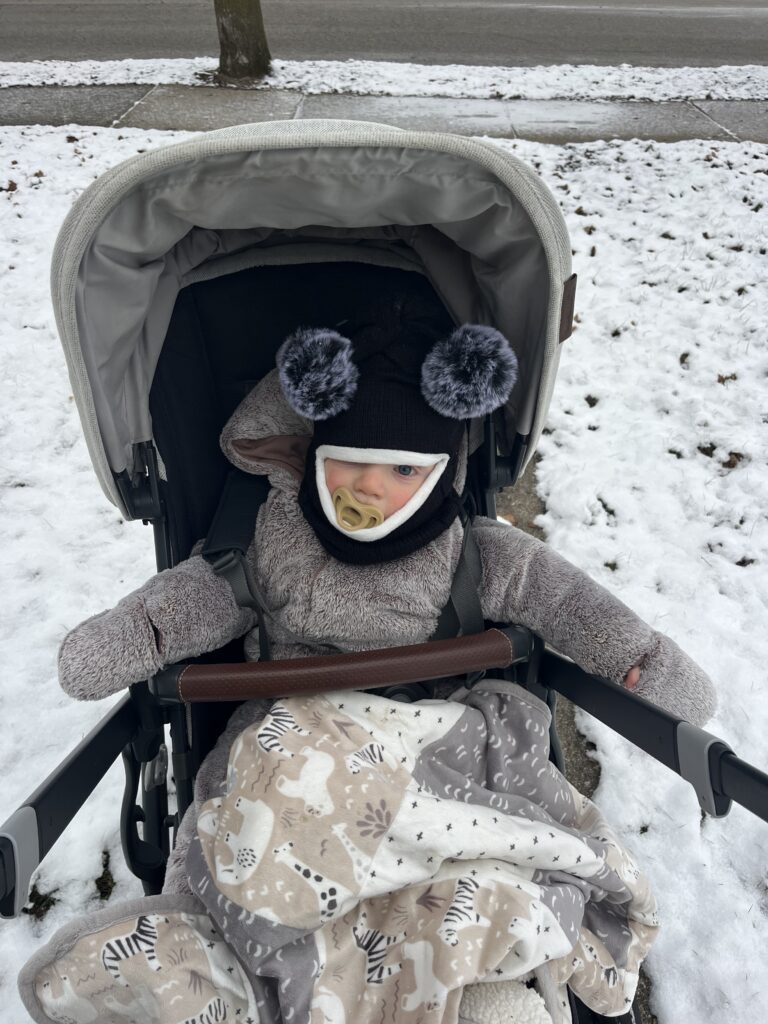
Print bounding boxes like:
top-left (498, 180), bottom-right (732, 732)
top-left (201, 470), bottom-right (272, 662)
top-left (430, 517), bottom-right (485, 640)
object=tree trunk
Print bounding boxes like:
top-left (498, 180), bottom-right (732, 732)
top-left (214, 0), bottom-right (271, 84)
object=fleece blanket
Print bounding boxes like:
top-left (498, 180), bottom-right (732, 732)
top-left (21, 683), bottom-right (657, 1024)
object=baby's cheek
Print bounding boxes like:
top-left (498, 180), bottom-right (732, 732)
top-left (325, 466), bottom-right (345, 493)
top-left (389, 479), bottom-right (425, 513)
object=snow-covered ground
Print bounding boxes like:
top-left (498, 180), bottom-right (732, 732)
top-left (0, 73), bottom-right (766, 1024)
top-left (0, 57), bottom-right (767, 101)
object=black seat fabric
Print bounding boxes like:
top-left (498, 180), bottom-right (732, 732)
top-left (149, 261), bottom-right (450, 564)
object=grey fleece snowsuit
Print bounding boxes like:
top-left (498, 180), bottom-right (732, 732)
top-left (59, 369), bottom-right (716, 731)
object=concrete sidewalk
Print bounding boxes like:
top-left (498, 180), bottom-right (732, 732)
top-left (2, 82), bottom-right (767, 141)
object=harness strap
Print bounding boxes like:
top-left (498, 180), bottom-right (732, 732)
top-left (430, 517), bottom-right (485, 641)
top-left (201, 470), bottom-right (272, 662)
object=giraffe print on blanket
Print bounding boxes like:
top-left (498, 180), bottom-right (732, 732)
top-left (331, 822), bottom-right (370, 886)
top-left (273, 841), bottom-right (352, 919)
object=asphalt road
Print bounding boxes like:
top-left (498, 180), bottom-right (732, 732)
top-left (1, 0), bottom-right (767, 66)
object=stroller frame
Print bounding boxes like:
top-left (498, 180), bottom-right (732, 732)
top-left (2, 122), bottom-right (767, 1024)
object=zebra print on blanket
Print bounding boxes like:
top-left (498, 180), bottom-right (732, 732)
top-left (257, 704), bottom-right (310, 757)
top-left (181, 996), bottom-right (228, 1024)
top-left (352, 919), bottom-right (405, 984)
top-left (22, 901), bottom-right (257, 1024)
top-left (437, 877), bottom-right (490, 947)
top-left (101, 914), bottom-right (162, 985)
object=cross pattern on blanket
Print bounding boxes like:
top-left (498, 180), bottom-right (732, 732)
top-left (24, 684), bottom-right (657, 1024)
top-left (186, 684), bottom-right (658, 1023)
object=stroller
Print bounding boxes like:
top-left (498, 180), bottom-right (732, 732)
top-left (2, 120), bottom-right (766, 1024)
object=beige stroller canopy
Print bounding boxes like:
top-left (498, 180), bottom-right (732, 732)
top-left (51, 120), bottom-right (573, 516)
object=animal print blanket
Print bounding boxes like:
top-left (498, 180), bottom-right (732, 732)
top-left (20, 682), bottom-right (657, 1024)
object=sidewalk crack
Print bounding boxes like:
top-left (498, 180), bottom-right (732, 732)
top-left (112, 83), bottom-right (159, 128)
top-left (688, 100), bottom-right (740, 142)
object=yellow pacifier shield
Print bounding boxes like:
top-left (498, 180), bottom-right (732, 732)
top-left (332, 487), bottom-right (384, 531)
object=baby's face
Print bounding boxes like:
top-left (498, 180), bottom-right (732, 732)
top-left (324, 459), bottom-right (435, 521)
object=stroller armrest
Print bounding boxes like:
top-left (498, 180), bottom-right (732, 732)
top-left (150, 626), bottom-right (534, 704)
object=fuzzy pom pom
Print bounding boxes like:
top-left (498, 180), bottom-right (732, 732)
top-left (421, 325), bottom-right (518, 419)
top-left (276, 328), bottom-right (359, 421)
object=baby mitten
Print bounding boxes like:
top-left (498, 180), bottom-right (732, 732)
top-left (474, 519), bottom-right (717, 728)
top-left (633, 632), bottom-right (717, 725)
top-left (58, 556), bottom-right (253, 700)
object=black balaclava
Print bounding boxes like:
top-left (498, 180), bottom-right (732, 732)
top-left (278, 295), bottom-right (518, 565)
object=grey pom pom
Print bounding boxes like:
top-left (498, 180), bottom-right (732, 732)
top-left (276, 328), bottom-right (359, 421)
top-left (421, 325), bottom-right (518, 419)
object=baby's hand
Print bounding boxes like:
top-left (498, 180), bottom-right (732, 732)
top-left (624, 665), bottom-right (641, 690)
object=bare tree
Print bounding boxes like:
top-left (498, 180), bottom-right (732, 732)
top-left (214, 0), bottom-right (271, 84)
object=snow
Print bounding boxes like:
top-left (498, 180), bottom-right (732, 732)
top-left (0, 96), bottom-right (766, 1024)
top-left (0, 57), bottom-right (768, 101)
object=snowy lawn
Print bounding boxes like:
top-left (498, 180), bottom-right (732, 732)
top-left (0, 124), bottom-right (766, 1024)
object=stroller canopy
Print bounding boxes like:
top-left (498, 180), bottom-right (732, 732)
top-left (51, 120), bottom-right (572, 516)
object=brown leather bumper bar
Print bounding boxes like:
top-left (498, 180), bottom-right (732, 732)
top-left (150, 627), bottom-right (532, 704)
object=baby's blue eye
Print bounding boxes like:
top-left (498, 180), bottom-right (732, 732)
top-left (395, 465), bottom-right (416, 477)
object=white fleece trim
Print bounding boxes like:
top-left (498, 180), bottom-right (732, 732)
top-left (316, 444), bottom-right (449, 542)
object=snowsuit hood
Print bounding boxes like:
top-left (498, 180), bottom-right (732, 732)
top-left (219, 368), bottom-right (470, 496)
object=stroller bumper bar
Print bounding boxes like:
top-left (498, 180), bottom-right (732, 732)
top-left (148, 626), bottom-right (535, 704)
top-left (147, 631), bottom-right (766, 823)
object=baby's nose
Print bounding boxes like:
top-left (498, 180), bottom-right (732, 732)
top-left (354, 466), bottom-right (385, 498)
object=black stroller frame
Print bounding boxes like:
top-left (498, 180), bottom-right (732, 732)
top-left (2, 125), bottom-right (767, 1024)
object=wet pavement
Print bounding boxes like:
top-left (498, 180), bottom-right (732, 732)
top-left (1, 83), bottom-right (767, 143)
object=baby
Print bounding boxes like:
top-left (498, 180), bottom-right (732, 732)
top-left (58, 295), bottom-right (712, 725)
top-left (56, 291), bottom-right (716, 922)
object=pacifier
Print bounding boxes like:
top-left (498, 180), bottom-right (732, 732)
top-left (332, 487), bottom-right (384, 532)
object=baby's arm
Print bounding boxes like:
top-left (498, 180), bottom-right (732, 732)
top-left (58, 555), bottom-right (255, 700)
top-left (474, 518), bottom-right (716, 726)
